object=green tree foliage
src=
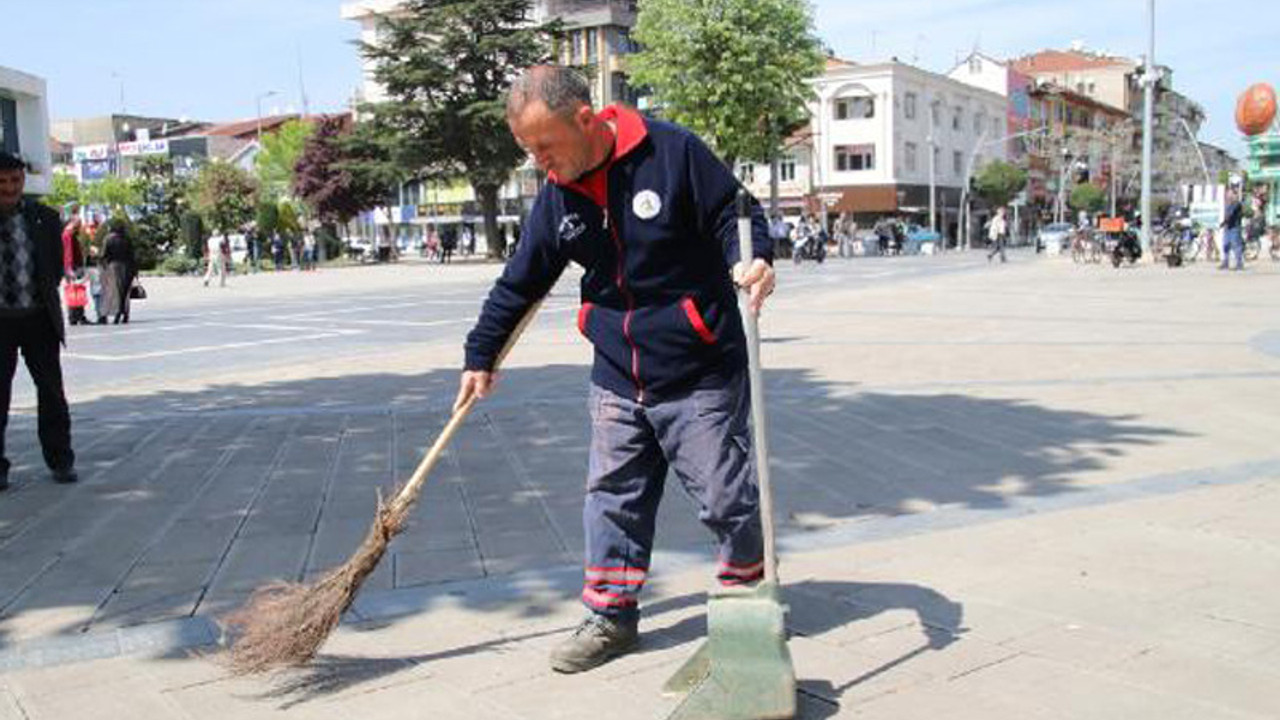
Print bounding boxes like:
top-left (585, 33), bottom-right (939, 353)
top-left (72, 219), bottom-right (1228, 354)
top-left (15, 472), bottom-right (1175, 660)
top-left (255, 119), bottom-right (315, 200)
top-left (255, 200), bottom-right (280, 239)
top-left (81, 175), bottom-right (141, 214)
top-left (131, 156), bottom-right (191, 270)
top-left (973, 160), bottom-right (1029, 208)
top-left (1068, 182), bottom-right (1107, 213)
top-left (191, 161), bottom-right (258, 245)
top-left (293, 116), bottom-right (389, 227)
top-left (358, 0), bottom-right (560, 258)
top-left (628, 0), bottom-right (825, 167)
top-left (44, 173), bottom-right (82, 211)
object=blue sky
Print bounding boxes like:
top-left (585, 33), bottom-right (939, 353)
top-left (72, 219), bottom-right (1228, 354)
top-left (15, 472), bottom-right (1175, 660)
top-left (6, 0), bottom-right (1274, 157)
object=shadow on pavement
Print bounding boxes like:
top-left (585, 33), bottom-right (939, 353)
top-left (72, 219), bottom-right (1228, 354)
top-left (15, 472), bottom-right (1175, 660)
top-left (0, 363), bottom-right (1182, 661)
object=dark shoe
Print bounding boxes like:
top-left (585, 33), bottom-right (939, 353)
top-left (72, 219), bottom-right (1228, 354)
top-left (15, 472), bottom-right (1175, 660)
top-left (51, 467), bottom-right (78, 484)
top-left (550, 614), bottom-right (639, 673)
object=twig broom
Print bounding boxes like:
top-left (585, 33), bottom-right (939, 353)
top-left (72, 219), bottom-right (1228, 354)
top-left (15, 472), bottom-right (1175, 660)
top-left (223, 302), bottom-right (542, 674)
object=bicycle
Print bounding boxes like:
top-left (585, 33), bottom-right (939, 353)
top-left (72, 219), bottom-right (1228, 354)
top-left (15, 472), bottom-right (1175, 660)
top-left (1201, 228), bottom-right (1220, 264)
top-left (1244, 235), bottom-right (1262, 262)
top-left (1070, 228), bottom-right (1102, 264)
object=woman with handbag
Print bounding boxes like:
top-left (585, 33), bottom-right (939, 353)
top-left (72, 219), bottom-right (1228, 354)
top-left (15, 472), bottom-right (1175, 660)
top-left (98, 219), bottom-right (136, 325)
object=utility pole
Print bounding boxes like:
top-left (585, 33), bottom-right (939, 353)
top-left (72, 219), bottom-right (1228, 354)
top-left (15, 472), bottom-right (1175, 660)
top-left (928, 90), bottom-right (937, 234)
top-left (1139, 0), bottom-right (1155, 252)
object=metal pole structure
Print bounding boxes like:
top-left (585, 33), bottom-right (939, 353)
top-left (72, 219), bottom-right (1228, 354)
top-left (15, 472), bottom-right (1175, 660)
top-left (960, 127), bottom-right (989, 251)
top-left (928, 92), bottom-right (937, 233)
top-left (255, 90), bottom-right (278, 144)
top-left (1139, 0), bottom-right (1155, 252)
top-left (1177, 116), bottom-right (1212, 186)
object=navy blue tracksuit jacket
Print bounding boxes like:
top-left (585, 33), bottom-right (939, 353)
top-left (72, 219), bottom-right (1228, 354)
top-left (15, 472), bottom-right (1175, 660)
top-left (464, 105), bottom-right (772, 403)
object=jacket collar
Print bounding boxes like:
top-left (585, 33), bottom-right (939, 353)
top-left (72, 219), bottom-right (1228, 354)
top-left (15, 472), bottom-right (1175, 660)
top-left (550, 104), bottom-right (648, 190)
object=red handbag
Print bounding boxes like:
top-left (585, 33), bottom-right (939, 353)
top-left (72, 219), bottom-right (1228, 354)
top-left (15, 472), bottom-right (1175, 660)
top-left (64, 281), bottom-right (88, 309)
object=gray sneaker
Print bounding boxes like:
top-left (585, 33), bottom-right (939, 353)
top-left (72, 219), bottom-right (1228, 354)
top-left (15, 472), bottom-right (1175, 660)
top-left (550, 614), bottom-right (639, 673)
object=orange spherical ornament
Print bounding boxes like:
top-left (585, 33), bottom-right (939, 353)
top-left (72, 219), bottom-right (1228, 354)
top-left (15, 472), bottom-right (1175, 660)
top-left (1236, 82), bottom-right (1277, 136)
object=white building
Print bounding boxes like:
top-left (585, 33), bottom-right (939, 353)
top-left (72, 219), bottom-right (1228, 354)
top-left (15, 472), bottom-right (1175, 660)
top-left (0, 66), bottom-right (53, 195)
top-left (743, 58), bottom-right (1007, 242)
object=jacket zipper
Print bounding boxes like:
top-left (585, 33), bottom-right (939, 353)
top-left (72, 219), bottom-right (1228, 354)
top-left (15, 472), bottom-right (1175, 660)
top-left (604, 207), bottom-right (644, 403)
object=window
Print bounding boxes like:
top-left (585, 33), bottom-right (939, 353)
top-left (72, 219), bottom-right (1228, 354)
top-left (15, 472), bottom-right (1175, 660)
top-left (778, 154), bottom-right (797, 182)
top-left (569, 29), bottom-right (583, 64)
top-left (952, 107), bottom-right (963, 131)
top-left (953, 150), bottom-right (962, 176)
top-left (0, 97), bottom-right (17, 154)
top-left (930, 102), bottom-right (941, 127)
top-left (904, 92), bottom-right (917, 120)
top-left (586, 28), bottom-right (598, 63)
top-left (993, 118), bottom-right (1001, 136)
top-left (969, 56), bottom-right (982, 74)
top-left (974, 112), bottom-right (984, 135)
top-left (835, 96), bottom-right (875, 120)
top-left (835, 144), bottom-right (875, 172)
top-left (904, 142), bottom-right (918, 172)
top-left (738, 162), bottom-right (756, 183)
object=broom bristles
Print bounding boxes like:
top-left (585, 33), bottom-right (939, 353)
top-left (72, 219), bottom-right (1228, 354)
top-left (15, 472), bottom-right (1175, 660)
top-left (224, 491), bottom-right (412, 674)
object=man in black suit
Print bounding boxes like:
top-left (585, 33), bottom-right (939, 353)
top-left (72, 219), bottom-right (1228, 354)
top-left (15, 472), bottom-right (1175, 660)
top-left (0, 151), bottom-right (77, 491)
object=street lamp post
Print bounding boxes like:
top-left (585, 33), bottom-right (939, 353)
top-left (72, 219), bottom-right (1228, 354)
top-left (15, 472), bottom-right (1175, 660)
top-left (255, 90), bottom-right (279, 144)
top-left (1139, 0), bottom-right (1155, 253)
top-left (927, 92), bottom-right (937, 234)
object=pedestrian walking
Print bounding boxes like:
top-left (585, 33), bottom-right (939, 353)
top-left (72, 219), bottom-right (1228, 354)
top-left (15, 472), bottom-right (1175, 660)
top-left (271, 232), bottom-right (285, 271)
top-left (463, 224), bottom-right (476, 256)
top-left (1220, 190), bottom-right (1244, 271)
top-left (60, 205), bottom-right (89, 326)
top-left (302, 232), bottom-right (317, 271)
top-left (98, 219), bottom-right (135, 324)
top-left (0, 150), bottom-right (79, 490)
top-left (440, 226), bottom-right (457, 264)
top-left (456, 66), bottom-right (776, 674)
top-left (987, 206), bottom-right (1009, 263)
top-left (203, 232), bottom-right (228, 287)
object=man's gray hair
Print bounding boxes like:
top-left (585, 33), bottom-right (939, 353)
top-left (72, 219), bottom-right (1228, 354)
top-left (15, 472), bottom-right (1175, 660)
top-left (506, 65), bottom-right (592, 118)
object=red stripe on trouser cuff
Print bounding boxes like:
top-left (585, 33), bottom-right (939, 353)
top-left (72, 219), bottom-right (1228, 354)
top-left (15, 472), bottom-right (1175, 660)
top-left (718, 561), bottom-right (764, 585)
top-left (582, 586), bottom-right (638, 608)
top-left (577, 302), bottom-right (593, 336)
top-left (680, 298), bottom-right (717, 344)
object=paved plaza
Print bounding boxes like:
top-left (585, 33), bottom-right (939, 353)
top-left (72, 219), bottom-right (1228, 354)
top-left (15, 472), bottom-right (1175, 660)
top-left (1, 250), bottom-right (1279, 718)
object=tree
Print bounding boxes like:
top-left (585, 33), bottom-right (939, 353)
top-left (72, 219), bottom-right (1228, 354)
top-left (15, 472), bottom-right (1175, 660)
top-left (131, 156), bottom-right (191, 270)
top-left (358, 0), bottom-right (560, 258)
top-left (191, 161), bottom-right (258, 246)
top-left (293, 116), bottom-right (389, 229)
top-left (974, 160), bottom-right (1029, 208)
top-left (1068, 183), bottom-right (1107, 214)
top-left (81, 175), bottom-right (141, 214)
top-left (628, 0), bottom-right (825, 168)
top-left (255, 119), bottom-right (315, 200)
top-left (44, 173), bottom-right (81, 211)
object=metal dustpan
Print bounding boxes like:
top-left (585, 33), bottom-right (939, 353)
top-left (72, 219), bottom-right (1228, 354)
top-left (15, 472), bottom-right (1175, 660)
top-left (661, 191), bottom-right (795, 720)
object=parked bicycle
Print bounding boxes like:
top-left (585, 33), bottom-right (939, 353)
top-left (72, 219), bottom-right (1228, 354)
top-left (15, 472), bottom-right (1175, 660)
top-left (1070, 227), bottom-right (1102, 264)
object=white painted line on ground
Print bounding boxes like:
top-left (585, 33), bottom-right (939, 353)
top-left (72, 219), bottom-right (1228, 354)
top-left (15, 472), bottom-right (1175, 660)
top-left (64, 330), bottom-right (366, 362)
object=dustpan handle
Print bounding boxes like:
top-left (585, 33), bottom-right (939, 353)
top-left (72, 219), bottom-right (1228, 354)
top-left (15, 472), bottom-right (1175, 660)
top-left (736, 191), bottom-right (778, 585)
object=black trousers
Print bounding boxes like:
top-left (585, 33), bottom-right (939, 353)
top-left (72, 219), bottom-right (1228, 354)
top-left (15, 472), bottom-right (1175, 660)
top-left (0, 313), bottom-right (74, 474)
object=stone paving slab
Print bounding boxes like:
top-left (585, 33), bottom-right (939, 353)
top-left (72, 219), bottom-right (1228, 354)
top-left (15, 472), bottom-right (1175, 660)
top-left (0, 254), bottom-right (1278, 716)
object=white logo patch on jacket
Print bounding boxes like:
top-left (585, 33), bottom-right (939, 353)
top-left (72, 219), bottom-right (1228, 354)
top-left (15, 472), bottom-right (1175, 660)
top-left (558, 213), bottom-right (586, 242)
top-left (633, 190), bottom-right (662, 221)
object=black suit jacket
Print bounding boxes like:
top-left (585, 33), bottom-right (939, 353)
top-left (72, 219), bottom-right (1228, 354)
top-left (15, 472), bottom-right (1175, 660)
top-left (18, 200), bottom-right (67, 343)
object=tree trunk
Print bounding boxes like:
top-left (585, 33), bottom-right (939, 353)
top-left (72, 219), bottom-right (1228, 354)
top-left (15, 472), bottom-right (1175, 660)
top-left (477, 183), bottom-right (503, 260)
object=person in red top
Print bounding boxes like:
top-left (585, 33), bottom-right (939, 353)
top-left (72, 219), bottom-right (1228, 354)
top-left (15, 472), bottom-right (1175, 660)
top-left (59, 204), bottom-right (88, 325)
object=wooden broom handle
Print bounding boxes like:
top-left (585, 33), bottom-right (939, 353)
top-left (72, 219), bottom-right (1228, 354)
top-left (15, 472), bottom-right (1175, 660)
top-left (390, 300), bottom-right (543, 513)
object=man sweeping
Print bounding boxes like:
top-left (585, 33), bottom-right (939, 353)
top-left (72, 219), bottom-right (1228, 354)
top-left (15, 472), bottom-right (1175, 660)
top-left (456, 65), bottom-right (776, 673)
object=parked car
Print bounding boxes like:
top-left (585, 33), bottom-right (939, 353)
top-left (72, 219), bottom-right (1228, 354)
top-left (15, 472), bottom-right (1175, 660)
top-left (1037, 223), bottom-right (1074, 255)
top-left (344, 237), bottom-right (373, 261)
